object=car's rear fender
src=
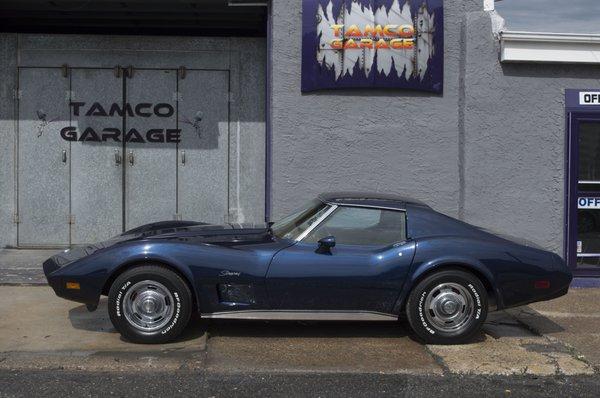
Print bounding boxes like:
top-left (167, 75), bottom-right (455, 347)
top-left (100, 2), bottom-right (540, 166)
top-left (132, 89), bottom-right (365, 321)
top-left (391, 237), bottom-right (502, 314)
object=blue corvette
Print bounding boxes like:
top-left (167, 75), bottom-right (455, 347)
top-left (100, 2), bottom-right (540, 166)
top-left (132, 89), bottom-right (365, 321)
top-left (44, 192), bottom-right (572, 344)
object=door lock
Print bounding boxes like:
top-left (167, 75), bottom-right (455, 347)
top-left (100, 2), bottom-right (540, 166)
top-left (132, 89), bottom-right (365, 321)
top-left (115, 149), bottom-right (122, 165)
top-left (128, 150), bottom-right (134, 166)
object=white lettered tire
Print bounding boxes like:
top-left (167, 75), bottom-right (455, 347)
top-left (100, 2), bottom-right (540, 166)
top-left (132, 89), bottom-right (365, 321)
top-left (108, 265), bottom-right (192, 344)
top-left (406, 269), bottom-right (488, 344)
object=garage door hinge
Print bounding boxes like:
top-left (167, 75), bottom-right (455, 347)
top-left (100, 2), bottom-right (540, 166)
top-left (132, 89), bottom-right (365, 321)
top-left (13, 213), bottom-right (19, 224)
top-left (178, 66), bottom-right (186, 80)
top-left (13, 89), bottom-right (21, 100)
top-left (68, 215), bottom-right (75, 225)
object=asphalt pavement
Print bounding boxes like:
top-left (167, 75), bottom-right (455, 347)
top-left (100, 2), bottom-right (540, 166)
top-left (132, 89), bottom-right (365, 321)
top-left (2, 370), bottom-right (600, 398)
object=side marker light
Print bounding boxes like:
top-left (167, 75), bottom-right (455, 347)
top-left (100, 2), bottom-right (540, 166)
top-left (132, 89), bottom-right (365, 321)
top-left (66, 282), bottom-right (81, 290)
top-left (534, 280), bottom-right (550, 289)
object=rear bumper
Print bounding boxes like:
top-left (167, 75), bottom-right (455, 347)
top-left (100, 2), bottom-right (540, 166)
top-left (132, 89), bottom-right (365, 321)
top-left (500, 270), bottom-right (573, 310)
top-left (43, 257), bottom-right (100, 305)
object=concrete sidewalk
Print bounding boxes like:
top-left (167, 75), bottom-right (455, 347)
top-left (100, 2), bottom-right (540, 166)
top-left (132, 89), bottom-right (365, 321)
top-left (510, 288), bottom-right (600, 371)
top-left (0, 249), bottom-right (55, 285)
top-left (0, 286), bottom-right (595, 376)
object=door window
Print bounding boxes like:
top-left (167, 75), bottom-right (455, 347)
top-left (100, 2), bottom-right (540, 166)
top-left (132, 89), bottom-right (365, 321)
top-left (303, 206), bottom-right (406, 246)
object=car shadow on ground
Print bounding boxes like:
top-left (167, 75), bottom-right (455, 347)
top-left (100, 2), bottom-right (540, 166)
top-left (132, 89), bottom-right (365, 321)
top-left (68, 298), bottom-right (207, 344)
top-left (205, 319), bottom-right (496, 345)
top-left (482, 310), bottom-right (565, 339)
top-left (206, 319), bottom-right (412, 338)
top-left (504, 307), bottom-right (566, 334)
top-left (67, 300), bottom-right (564, 345)
top-left (203, 309), bottom-right (565, 344)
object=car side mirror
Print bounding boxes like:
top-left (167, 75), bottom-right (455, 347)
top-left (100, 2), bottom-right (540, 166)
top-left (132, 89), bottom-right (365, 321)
top-left (316, 236), bottom-right (336, 254)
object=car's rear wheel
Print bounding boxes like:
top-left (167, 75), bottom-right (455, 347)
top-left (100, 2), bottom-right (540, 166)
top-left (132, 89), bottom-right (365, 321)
top-left (406, 269), bottom-right (488, 344)
top-left (108, 265), bottom-right (192, 344)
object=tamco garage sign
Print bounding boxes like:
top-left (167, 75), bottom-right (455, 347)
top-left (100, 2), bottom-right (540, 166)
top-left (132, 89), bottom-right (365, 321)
top-left (301, 0), bottom-right (444, 93)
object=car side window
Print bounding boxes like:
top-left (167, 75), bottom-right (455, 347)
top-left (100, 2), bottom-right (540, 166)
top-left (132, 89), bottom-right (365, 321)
top-left (303, 206), bottom-right (406, 246)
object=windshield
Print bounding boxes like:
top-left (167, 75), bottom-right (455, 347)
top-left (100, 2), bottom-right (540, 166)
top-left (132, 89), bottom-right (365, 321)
top-left (271, 199), bottom-right (330, 240)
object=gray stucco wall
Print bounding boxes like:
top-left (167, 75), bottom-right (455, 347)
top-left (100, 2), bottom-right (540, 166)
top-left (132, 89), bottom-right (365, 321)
top-left (462, 11), bottom-right (600, 254)
top-left (270, 0), bottom-right (483, 220)
top-left (269, 0), bottom-right (588, 255)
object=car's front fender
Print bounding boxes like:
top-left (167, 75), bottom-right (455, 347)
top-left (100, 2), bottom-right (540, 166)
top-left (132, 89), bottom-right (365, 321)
top-left (44, 241), bottom-right (197, 306)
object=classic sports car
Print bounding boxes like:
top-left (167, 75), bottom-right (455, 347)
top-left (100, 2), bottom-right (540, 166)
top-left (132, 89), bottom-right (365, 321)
top-left (44, 192), bottom-right (572, 344)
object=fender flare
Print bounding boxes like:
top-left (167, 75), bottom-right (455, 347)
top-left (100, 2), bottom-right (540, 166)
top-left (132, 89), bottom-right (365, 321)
top-left (101, 251), bottom-right (199, 310)
top-left (392, 256), bottom-right (501, 314)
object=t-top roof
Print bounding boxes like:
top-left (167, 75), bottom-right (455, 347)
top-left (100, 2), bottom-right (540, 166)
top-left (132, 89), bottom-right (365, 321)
top-left (317, 192), bottom-right (429, 210)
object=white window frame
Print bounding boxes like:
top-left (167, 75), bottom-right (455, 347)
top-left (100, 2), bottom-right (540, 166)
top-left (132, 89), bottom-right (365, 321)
top-left (500, 31), bottom-right (600, 64)
top-left (488, 0), bottom-right (600, 64)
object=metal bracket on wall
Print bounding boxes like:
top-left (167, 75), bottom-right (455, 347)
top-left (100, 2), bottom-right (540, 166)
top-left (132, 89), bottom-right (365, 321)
top-left (125, 65), bottom-right (134, 79)
top-left (114, 149), bottom-right (122, 166)
top-left (114, 66), bottom-right (122, 78)
top-left (178, 66), bottom-right (187, 80)
top-left (13, 213), bottom-right (19, 224)
top-left (61, 64), bottom-right (69, 78)
top-left (13, 89), bottom-right (21, 100)
top-left (68, 215), bottom-right (75, 225)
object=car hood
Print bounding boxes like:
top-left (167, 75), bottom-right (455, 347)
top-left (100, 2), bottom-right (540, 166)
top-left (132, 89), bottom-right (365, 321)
top-left (51, 220), bottom-right (271, 266)
top-left (123, 220), bottom-right (269, 237)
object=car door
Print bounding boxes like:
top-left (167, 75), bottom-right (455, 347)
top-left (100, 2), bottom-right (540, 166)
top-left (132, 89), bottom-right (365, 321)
top-left (266, 206), bottom-right (416, 314)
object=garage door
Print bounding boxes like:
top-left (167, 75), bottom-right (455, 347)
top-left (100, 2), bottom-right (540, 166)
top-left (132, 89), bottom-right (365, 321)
top-left (17, 66), bottom-right (230, 246)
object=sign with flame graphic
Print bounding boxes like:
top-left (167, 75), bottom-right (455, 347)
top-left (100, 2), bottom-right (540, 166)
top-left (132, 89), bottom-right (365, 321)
top-left (301, 0), bottom-right (443, 93)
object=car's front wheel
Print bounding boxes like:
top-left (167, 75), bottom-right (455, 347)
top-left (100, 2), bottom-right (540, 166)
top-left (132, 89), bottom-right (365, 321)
top-left (406, 269), bottom-right (488, 344)
top-left (108, 265), bottom-right (192, 344)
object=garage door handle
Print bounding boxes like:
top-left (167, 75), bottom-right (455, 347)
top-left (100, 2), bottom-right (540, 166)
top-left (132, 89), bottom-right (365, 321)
top-left (128, 151), bottom-right (134, 166)
top-left (181, 150), bottom-right (186, 165)
top-left (115, 149), bottom-right (122, 165)
top-left (62, 149), bottom-right (67, 163)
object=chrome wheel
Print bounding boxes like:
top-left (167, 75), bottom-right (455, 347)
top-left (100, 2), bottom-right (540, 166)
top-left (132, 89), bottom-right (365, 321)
top-left (122, 280), bottom-right (175, 332)
top-left (424, 282), bottom-right (474, 333)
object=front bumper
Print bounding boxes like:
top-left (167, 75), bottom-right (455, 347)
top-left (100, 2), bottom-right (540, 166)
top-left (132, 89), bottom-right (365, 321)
top-left (43, 256), bottom-right (100, 305)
